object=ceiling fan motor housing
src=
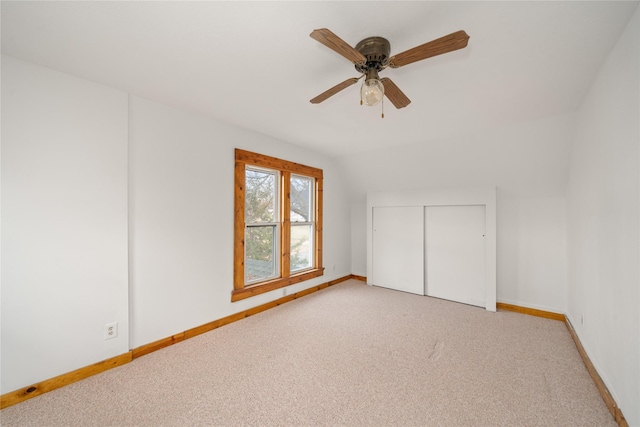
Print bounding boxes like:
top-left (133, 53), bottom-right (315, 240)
top-left (354, 36), bottom-right (391, 73)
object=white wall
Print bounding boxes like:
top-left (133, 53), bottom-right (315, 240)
top-left (1, 56), bottom-right (352, 394)
top-left (338, 113), bottom-right (575, 199)
top-left (566, 6), bottom-right (639, 425)
top-left (497, 193), bottom-right (567, 312)
top-left (1, 56), bottom-right (130, 393)
top-left (341, 113), bottom-right (574, 312)
top-left (129, 96), bottom-right (352, 347)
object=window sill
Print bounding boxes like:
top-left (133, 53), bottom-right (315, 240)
top-left (231, 268), bottom-right (324, 302)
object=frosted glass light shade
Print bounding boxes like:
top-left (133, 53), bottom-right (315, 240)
top-left (361, 79), bottom-right (385, 106)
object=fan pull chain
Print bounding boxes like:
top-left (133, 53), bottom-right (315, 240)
top-left (381, 98), bottom-right (385, 119)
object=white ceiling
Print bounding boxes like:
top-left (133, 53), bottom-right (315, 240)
top-left (2, 1), bottom-right (637, 157)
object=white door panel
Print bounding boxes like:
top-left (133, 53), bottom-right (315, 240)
top-left (372, 206), bottom-right (424, 295)
top-left (425, 205), bottom-right (486, 307)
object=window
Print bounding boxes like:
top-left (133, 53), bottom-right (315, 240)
top-left (290, 174), bottom-right (314, 273)
top-left (233, 149), bottom-right (323, 301)
top-left (244, 167), bottom-right (280, 284)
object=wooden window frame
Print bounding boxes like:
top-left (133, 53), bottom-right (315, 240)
top-left (233, 149), bottom-right (323, 302)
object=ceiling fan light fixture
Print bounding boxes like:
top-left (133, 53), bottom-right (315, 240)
top-left (361, 69), bottom-right (385, 106)
top-left (310, 28), bottom-right (468, 110)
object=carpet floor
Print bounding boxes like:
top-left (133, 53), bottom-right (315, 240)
top-left (1, 280), bottom-right (615, 426)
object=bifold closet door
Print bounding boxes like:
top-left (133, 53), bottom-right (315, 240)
top-left (372, 206), bottom-right (424, 295)
top-left (425, 205), bottom-right (486, 307)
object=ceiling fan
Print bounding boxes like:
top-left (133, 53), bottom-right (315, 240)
top-left (309, 28), bottom-right (470, 114)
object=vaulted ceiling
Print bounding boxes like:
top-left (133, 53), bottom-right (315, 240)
top-left (2, 1), bottom-right (637, 157)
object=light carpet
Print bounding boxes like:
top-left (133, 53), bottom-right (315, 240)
top-left (1, 280), bottom-right (615, 426)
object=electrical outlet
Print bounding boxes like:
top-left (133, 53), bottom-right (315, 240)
top-left (104, 322), bottom-right (118, 340)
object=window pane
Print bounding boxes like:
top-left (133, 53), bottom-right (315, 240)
top-left (245, 226), bottom-right (276, 282)
top-left (290, 175), bottom-right (313, 222)
top-left (245, 169), bottom-right (277, 223)
top-left (291, 224), bottom-right (313, 272)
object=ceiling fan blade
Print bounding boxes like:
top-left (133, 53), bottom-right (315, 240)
top-left (389, 30), bottom-right (470, 68)
top-left (310, 78), bottom-right (359, 104)
top-left (380, 78), bottom-right (411, 109)
top-left (310, 28), bottom-right (367, 65)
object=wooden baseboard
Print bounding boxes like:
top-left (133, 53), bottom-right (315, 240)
top-left (497, 302), bottom-right (627, 427)
top-left (180, 275), bottom-right (352, 341)
top-left (2, 286), bottom-right (629, 427)
top-left (136, 274), bottom-right (353, 349)
top-left (0, 290), bottom-right (630, 427)
top-left (132, 333), bottom-right (186, 359)
top-left (1, 275), bottom-right (353, 410)
top-left (19, 279), bottom-right (628, 425)
top-left (0, 352), bottom-right (132, 409)
top-left (496, 302), bottom-right (565, 321)
top-left (351, 274), bottom-right (366, 282)
top-left (564, 318), bottom-right (628, 427)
